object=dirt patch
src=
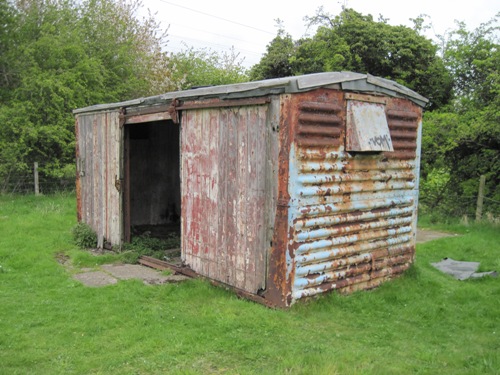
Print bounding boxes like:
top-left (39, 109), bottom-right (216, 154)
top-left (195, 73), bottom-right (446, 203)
top-left (416, 229), bottom-right (458, 243)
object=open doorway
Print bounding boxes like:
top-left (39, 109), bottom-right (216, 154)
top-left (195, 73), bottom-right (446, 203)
top-left (124, 120), bottom-right (181, 248)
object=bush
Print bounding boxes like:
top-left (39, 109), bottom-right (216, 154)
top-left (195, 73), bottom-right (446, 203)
top-left (72, 222), bottom-right (97, 249)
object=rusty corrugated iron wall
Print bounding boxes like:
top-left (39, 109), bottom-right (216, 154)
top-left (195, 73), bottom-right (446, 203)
top-left (277, 90), bottom-right (422, 304)
top-left (75, 111), bottom-right (122, 247)
top-left (181, 104), bottom-right (276, 293)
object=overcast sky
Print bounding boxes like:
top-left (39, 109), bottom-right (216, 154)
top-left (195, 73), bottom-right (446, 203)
top-left (142, 0), bottom-right (499, 68)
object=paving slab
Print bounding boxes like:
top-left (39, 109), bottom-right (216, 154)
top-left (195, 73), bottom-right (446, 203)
top-left (73, 271), bottom-right (118, 287)
top-left (101, 264), bottom-right (189, 285)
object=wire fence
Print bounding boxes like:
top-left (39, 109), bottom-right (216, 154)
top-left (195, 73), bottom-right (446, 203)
top-left (0, 163), bottom-right (75, 195)
top-left (2, 163), bottom-right (499, 222)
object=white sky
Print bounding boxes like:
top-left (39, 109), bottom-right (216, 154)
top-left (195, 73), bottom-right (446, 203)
top-left (142, 0), bottom-right (499, 68)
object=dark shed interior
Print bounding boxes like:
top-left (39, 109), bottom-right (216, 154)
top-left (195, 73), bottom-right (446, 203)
top-left (126, 120), bottom-right (181, 239)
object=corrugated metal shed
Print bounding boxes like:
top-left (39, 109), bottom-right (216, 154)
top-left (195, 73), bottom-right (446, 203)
top-left (74, 72), bottom-right (427, 307)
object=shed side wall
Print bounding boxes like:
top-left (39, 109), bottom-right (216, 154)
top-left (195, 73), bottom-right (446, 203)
top-left (181, 104), bottom-right (271, 293)
top-left (286, 90), bottom-right (421, 303)
top-left (76, 111), bottom-right (122, 246)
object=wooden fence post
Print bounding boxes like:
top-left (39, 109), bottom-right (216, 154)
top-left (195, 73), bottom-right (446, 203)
top-left (34, 162), bottom-right (40, 196)
top-left (475, 175), bottom-right (485, 221)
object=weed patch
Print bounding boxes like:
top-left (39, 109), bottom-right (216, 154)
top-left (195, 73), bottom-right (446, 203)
top-left (121, 233), bottom-right (180, 263)
top-left (71, 222), bottom-right (97, 249)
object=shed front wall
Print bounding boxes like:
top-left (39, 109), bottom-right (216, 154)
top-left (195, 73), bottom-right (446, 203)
top-left (278, 89), bottom-right (422, 304)
top-left (76, 110), bottom-right (122, 247)
top-left (181, 103), bottom-right (277, 293)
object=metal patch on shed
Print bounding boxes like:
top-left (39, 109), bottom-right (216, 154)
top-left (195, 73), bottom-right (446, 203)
top-left (346, 101), bottom-right (393, 152)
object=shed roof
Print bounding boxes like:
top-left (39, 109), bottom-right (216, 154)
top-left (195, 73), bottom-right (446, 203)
top-left (73, 72), bottom-right (428, 114)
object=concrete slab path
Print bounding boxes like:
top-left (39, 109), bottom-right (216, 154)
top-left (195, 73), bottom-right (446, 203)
top-left (73, 263), bottom-right (189, 287)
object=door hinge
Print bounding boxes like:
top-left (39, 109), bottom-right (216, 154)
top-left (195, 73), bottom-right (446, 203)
top-left (115, 175), bottom-right (123, 192)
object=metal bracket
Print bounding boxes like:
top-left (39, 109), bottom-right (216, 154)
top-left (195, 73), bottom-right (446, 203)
top-left (118, 108), bottom-right (126, 128)
top-left (115, 175), bottom-right (123, 192)
top-left (168, 99), bottom-right (180, 124)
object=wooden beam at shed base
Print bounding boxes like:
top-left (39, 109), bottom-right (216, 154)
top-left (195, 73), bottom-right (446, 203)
top-left (138, 256), bottom-right (277, 309)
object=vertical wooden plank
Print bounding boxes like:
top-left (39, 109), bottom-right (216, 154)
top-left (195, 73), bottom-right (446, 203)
top-left (97, 115), bottom-right (104, 248)
top-left (101, 113), bottom-right (111, 245)
top-left (85, 116), bottom-right (93, 229)
top-left (254, 106), bottom-right (269, 291)
top-left (235, 107), bottom-right (248, 290)
top-left (244, 107), bottom-right (258, 291)
top-left (123, 121), bottom-right (131, 243)
top-left (109, 112), bottom-right (120, 245)
top-left (183, 110), bottom-right (194, 268)
top-left (75, 117), bottom-right (82, 222)
top-left (199, 109), bottom-right (210, 277)
top-left (107, 111), bottom-right (119, 245)
top-left (181, 110), bottom-right (189, 265)
top-left (207, 110), bottom-right (219, 279)
top-left (225, 108), bottom-right (238, 286)
top-left (217, 109), bottom-right (229, 283)
top-left (91, 116), bottom-right (99, 243)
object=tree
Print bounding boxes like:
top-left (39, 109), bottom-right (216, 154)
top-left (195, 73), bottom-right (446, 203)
top-left (249, 29), bottom-right (295, 80)
top-left (250, 8), bottom-right (453, 109)
top-left (0, 0), bottom-right (176, 185)
top-left (421, 14), bottom-right (500, 216)
top-left (0, 0), bottom-right (18, 101)
top-left (168, 45), bottom-right (248, 89)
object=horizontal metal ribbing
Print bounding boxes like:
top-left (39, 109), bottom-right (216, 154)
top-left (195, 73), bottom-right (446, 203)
top-left (291, 263), bottom-right (410, 299)
top-left (296, 171), bottom-right (415, 185)
top-left (298, 101), bottom-right (342, 113)
top-left (390, 130), bottom-right (417, 140)
top-left (296, 226), bottom-right (412, 253)
top-left (298, 181), bottom-right (415, 197)
top-left (295, 205), bottom-right (414, 229)
top-left (298, 160), bottom-right (416, 172)
top-left (387, 110), bottom-right (419, 120)
top-left (297, 125), bottom-right (342, 137)
top-left (298, 112), bottom-right (342, 125)
top-left (297, 197), bottom-right (414, 217)
top-left (296, 215), bottom-right (413, 241)
top-left (294, 257), bottom-right (410, 289)
top-left (296, 238), bottom-right (411, 266)
top-left (295, 250), bottom-right (412, 277)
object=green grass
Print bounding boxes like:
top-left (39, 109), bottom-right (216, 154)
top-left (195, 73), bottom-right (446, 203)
top-left (0, 195), bottom-right (499, 374)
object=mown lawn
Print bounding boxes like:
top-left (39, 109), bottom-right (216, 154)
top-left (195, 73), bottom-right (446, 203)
top-left (0, 194), bottom-right (499, 374)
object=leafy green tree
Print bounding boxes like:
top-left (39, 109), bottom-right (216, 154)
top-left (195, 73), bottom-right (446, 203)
top-left (250, 8), bottom-right (452, 109)
top-left (421, 14), bottom-right (500, 216)
top-left (168, 45), bottom-right (248, 89)
top-left (0, 0), bottom-right (18, 101)
top-left (0, 0), bottom-right (176, 186)
top-left (249, 29), bottom-right (295, 80)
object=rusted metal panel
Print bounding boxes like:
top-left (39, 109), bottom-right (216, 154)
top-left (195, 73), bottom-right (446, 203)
top-left (75, 111), bottom-right (122, 247)
top-left (181, 104), bottom-right (270, 293)
top-left (346, 100), bottom-right (394, 152)
top-left (282, 90), bottom-right (421, 305)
